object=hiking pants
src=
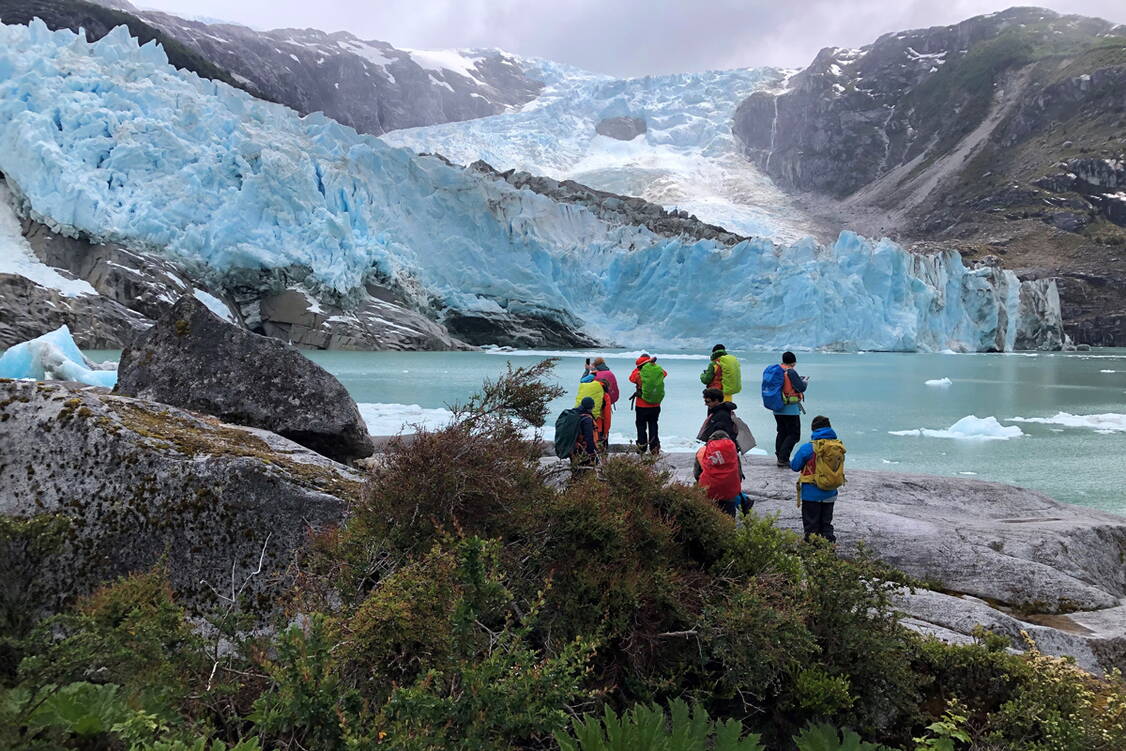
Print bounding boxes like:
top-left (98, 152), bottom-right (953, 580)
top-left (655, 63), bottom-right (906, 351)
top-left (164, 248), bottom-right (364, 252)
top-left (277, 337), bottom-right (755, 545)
top-left (774, 414), bottom-right (801, 462)
top-left (801, 501), bottom-right (836, 542)
top-left (635, 405), bottom-right (661, 452)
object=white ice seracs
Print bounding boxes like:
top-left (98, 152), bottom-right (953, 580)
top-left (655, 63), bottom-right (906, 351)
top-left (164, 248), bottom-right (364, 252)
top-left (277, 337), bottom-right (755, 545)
top-left (0, 325), bottom-right (117, 387)
top-left (0, 21), bottom-right (1062, 352)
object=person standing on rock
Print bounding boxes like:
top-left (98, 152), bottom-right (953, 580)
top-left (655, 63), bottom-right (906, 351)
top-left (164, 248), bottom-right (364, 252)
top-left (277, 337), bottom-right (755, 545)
top-left (700, 344), bottom-right (742, 402)
top-left (629, 354), bottom-right (666, 455)
top-left (693, 429), bottom-right (749, 518)
top-left (762, 351), bottom-right (808, 467)
top-left (699, 388), bottom-right (738, 441)
top-left (791, 415), bottom-right (846, 542)
top-left (586, 357), bottom-right (619, 451)
top-left (572, 396), bottom-right (601, 467)
top-left (575, 370), bottom-right (610, 448)
top-left (586, 357), bottom-right (620, 406)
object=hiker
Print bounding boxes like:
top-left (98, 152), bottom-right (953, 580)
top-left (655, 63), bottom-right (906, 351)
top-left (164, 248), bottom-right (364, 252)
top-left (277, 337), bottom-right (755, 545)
top-left (586, 357), bottom-right (620, 406)
top-left (699, 344), bottom-right (742, 402)
top-left (761, 351), bottom-right (808, 467)
top-left (575, 371), bottom-right (610, 447)
top-left (552, 397), bottom-right (600, 466)
top-left (790, 415), bottom-right (845, 542)
top-left (693, 429), bottom-right (750, 518)
top-left (629, 354), bottom-right (666, 454)
top-left (699, 388), bottom-right (738, 439)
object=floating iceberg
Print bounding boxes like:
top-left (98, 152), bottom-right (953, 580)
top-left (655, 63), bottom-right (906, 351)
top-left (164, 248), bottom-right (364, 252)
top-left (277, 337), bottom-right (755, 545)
top-left (925, 377), bottom-right (952, 387)
top-left (0, 326), bottom-right (118, 387)
top-left (0, 21), bottom-right (1064, 352)
top-left (357, 402), bottom-right (455, 435)
top-left (1008, 412), bottom-right (1126, 433)
top-left (889, 415), bottom-right (1024, 441)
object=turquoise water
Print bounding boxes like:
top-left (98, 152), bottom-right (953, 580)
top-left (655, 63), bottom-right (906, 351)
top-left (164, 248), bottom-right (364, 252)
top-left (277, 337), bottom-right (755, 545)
top-left (86, 347), bottom-right (1126, 514)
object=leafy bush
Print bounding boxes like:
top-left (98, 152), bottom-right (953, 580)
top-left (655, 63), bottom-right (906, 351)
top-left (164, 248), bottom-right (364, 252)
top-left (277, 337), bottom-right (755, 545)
top-left (556, 699), bottom-right (765, 751)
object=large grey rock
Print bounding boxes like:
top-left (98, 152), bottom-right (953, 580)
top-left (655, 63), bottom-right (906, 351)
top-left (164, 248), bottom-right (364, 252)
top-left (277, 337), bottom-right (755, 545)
top-left (662, 455), bottom-right (1126, 612)
top-left (596, 116), bottom-right (647, 141)
top-left (896, 589), bottom-right (1126, 675)
top-left (0, 379), bottom-right (357, 614)
top-left (115, 295), bottom-right (374, 463)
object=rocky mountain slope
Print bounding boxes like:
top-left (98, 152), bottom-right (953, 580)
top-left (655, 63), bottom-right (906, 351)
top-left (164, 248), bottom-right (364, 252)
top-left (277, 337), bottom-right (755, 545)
top-left (47, 0), bottom-right (545, 136)
top-left (733, 7), bottom-right (1126, 344)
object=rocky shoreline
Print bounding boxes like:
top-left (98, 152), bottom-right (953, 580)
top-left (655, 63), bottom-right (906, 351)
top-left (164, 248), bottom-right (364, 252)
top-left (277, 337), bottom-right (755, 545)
top-left (1, 298), bottom-right (1123, 674)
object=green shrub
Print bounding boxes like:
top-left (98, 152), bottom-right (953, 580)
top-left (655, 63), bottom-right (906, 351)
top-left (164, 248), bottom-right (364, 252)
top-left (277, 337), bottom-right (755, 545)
top-left (555, 698), bottom-right (765, 751)
top-left (250, 615), bottom-right (362, 751)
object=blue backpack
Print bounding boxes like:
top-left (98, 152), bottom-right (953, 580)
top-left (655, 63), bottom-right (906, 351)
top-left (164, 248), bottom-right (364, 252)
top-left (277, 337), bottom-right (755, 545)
top-left (761, 364), bottom-right (785, 411)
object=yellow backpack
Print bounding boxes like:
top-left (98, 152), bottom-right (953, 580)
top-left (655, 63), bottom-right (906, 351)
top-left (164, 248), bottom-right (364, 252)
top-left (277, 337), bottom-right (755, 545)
top-left (800, 439), bottom-right (846, 490)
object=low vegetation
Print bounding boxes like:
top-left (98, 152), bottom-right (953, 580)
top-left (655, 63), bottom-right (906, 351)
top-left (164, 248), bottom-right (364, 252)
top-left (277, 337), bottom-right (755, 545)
top-left (2, 361), bottom-right (1124, 749)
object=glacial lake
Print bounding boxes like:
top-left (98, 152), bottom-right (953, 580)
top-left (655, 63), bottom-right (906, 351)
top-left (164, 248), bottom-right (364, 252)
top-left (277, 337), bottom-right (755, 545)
top-left (87, 347), bottom-right (1126, 514)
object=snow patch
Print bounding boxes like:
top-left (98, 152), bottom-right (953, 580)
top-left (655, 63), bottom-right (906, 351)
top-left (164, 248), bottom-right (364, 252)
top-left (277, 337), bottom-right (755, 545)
top-left (0, 182), bottom-right (96, 297)
top-left (405, 48), bottom-right (485, 82)
top-left (889, 415), bottom-right (1024, 441)
top-left (192, 289), bottom-right (237, 323)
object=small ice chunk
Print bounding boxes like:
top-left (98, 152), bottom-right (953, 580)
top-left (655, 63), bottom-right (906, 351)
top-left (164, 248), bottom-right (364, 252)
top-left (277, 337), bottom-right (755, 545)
top-left (0, 325), bottom-right (117, 387)
top-left (889, 415), bottom-right (1024, 441)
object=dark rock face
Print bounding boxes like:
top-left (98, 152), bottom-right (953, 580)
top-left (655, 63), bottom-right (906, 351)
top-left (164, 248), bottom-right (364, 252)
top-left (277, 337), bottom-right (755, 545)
top-left (0, 379), bottom-right (355, 615)
top-left (468, 160), bottom-right (747, 246)
top-left (443, 309), bottom-right (596, 349)
top-left (65, 1), bottom-right (544, 137)
top-left (0, 273), bottom-right (149, 349)
top-left (731, 7), bottom-right (1126, 345)
top-left (115, 295), bottom-right (374, 463)
top-left (595, 116), bottom-right (647, 141)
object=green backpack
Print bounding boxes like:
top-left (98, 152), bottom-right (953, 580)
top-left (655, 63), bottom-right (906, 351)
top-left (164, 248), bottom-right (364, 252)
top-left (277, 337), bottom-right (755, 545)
top-left (639, 362), bottom-right (665, 404)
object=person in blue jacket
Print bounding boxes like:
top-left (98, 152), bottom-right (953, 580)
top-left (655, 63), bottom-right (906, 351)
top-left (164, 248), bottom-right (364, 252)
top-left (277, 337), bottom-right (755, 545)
top-left (773, 351), bottom-right (808, 466)
top-left (790, 415), bottom-right (839, 542)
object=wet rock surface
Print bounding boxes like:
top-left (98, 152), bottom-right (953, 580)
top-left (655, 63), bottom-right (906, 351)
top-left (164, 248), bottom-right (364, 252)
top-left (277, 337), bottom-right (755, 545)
top-left (0, 379), bottom-right (357, 614)
top-left (114, 295), bottom-right (375, 463)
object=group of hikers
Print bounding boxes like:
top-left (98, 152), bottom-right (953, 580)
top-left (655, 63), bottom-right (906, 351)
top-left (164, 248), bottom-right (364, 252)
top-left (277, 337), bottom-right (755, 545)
top-left (555, 346), bottom-right (845, 542)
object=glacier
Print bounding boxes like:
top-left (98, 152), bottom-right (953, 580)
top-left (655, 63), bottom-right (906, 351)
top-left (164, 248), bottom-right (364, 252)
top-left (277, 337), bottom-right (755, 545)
top-left (0, 325), bottom-right (118, 387)
top-left (381, 60), bottom-right (815, 242)
top-left (0, 20), bottom-right (1062, 352)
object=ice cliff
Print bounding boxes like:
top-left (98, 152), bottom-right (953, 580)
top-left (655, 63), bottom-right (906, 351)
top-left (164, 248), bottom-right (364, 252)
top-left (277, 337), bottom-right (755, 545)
top-left (0, 21), bottom-right (1063, 352)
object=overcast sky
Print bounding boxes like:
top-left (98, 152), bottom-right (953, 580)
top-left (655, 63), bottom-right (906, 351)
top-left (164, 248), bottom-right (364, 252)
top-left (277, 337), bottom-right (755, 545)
top-left (136, 0), bottom-right (1126, 77)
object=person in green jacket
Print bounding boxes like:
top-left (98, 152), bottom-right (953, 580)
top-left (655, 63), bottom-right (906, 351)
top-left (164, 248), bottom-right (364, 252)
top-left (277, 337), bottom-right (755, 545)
top-left (700, 344), bottom-right (742, 402)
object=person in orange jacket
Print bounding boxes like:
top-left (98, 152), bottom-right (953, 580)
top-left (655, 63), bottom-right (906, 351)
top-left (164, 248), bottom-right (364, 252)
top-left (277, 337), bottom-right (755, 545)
top-left (628, 354), bottom-right (666, 454)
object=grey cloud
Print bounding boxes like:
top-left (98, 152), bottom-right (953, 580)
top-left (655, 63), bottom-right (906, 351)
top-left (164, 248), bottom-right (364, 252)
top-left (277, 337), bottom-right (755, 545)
top-left (140, 0), bottom-right (1126, 76)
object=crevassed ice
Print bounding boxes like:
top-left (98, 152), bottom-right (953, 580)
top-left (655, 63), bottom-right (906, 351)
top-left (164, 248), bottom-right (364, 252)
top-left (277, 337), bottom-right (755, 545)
top-left (0, 21), bottom-right (1059, 352)
top-left (382, 59), bottom-right (814, 242)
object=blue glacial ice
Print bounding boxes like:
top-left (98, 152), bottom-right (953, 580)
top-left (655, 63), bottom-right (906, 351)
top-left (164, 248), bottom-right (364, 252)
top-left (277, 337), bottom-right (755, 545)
top-left (382, 60), bottom-right (814, 242)
top-left (0, 325), bottom-right (118, 387)
top-left (0, 21), bottom-right (1061, 352)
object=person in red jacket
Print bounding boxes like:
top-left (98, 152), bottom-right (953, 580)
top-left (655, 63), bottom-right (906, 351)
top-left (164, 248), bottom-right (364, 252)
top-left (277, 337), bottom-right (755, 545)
top-left (693, 430), bottom-right (748, 517)
top-left (628, 354), bottom-right (666, 454)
